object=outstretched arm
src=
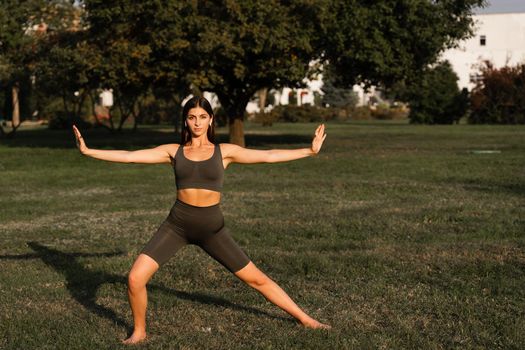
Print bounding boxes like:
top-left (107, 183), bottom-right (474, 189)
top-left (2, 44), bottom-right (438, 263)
top-left (72, 125), bottom-right (174, 164)
top-left (223, 124), bottom-right (327, 165)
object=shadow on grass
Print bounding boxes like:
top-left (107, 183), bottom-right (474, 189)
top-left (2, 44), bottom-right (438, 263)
top-left (0, 127), bottom-right (312, 149)
top-left (0, 242), bottom-right (291, 336)
top-left (443, 177), bottom-right (525, 197)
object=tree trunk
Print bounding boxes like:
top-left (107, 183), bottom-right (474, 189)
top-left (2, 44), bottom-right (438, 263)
top-left (228, 117), bottom-right (245, 147)
top-left (1, 85), bottom-right (23, 138)
top-left (74, 93), bottom-right (86, 125)
top-left (131, 99), bottom-right (142, 133)
top-left (117, 116), bottom-right (127, 131)
top-left (116, 98), bottom-right (128, 132)
top-left (12, 84), bottom-right (20, 127)
top-left (171, 95), bottom-right (181, 134)
top-left (62, 90), bottom-right (71, 115)
top-left (217, 91), bottom-right (252, 147)
top-left (258, 88), bottom-right (268, 112)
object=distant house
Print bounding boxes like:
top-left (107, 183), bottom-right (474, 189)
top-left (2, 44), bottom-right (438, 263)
top-left (441, 10), bottom-right (525, 90)
top-left (245, 69), bottom-right (381, 113)
top-left (245, 81), bottom-right (325, 113)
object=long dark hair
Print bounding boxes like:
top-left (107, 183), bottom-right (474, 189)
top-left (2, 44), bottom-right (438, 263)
top-left (180, 95), bottom-right (216, 146)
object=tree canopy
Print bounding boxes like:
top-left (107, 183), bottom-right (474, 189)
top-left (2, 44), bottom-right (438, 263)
top-left (318, 0), bottom-right (486, 88)
top-left (175, 0), bottom-right (322, 146)
top-left (1, 0), bottom-right (487, 140)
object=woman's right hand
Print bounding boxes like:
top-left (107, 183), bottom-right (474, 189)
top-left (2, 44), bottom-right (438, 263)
top-left (72, 124), bottom-right (88, 155)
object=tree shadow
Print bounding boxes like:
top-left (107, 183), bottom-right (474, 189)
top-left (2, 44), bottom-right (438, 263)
top-left (0, 127), bottom-right (313, 149)
top-left (0, 242), bottom-right (292, 336)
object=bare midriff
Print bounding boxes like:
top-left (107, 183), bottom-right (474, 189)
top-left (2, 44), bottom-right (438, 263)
top-left (177, 188), bottom-right (221, 207)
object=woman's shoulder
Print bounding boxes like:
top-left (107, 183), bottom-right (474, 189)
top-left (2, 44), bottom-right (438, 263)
top-left (218, 143), bottom-right (243, 150)
top-left (217, 142), bottom-right (235, 152)
top-left (160, 143), bottom-right (180, 150)
top-left (157, 143), bottom-right (180, 159)
top-left (217, 143), bottom-right (245, 158)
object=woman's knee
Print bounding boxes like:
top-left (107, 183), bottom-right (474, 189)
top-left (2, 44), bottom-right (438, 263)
top-left (248, 274), bottom-right (271, 288)
top-left (237, 264), bottom-right (271, 288)
top-left (127, 254), bottom-right (159, 290)
top-left (127, 269), bottom-right (148, 290)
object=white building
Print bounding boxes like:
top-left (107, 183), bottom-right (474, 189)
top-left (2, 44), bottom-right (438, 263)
top-left (441, 10), bottom-right (525, 90)
top-left (245, 69), bottom-right (380, 113)
top-left (245, 61), bottom-right (326, 113)
top-left (245, 80), bottom-right (324, 113)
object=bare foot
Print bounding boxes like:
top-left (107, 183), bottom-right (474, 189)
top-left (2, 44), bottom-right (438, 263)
top-left (122, 332), bottom-right (147, 345)
top-left (301, 318), bottom-right (332, 330)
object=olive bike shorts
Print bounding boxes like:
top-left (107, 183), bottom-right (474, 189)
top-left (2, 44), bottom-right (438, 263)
top-left (140, 199), bottom-right (250, 273)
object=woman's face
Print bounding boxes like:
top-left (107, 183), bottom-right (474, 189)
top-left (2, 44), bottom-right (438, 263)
top-left (186, 107), bottom-right (212, 137)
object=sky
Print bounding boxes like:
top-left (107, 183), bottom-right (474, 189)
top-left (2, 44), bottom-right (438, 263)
top-left (474, 0), bottom-right (525, 14)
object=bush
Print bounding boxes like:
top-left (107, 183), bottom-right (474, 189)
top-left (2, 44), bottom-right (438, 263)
top-left (44, 94), bottom-right (94, 129)
top-left (252, 111), bottom-right (280, 126)
top-left (469, 62), bottom-right (525, 124)
top-left (326, 107), bottom-right (351, 121)
top-left (391, 61), bottom-right (468, 124)
top-left (271, 105), bottom-right (324, 123)
top-left (282, 105), bottom-right (323, 122)
top-left (350, 106), bottom-right (372, 120)
top-left (371, 104), bottom-right (409, 120)
top-left (253, 105), bottom-right (352, 125)
top-left (48, 111), bottom-right (92, 130)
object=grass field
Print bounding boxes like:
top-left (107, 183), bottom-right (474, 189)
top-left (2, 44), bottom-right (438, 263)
top-left (0, 121), bottom-right (524, 349)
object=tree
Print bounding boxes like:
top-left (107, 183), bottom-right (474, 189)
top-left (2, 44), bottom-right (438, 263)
top-left (36, 31), bottom-right (99, 128)
top-left (390, 61), bottom-right (468, 124)
top-left (184, 0), bottom-right (485, 142)
top-left (85, 0), bottom-right (154, 132)
top-left (470, 62), bottom-right (525, 124)
top-left (1, 0), bottom-right (81, 136)
top-left (0, 0), bottom-right (42, 137)
top-left (85, 0), bottom-right (190, 132)
top-left (318, 0), bottom-right (486, 88)
top-left (7, 0), bottom-right (486, 139)
top-left (180, 0), bottom-right (322, 146)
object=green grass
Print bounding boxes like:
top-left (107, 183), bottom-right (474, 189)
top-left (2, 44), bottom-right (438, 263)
top-left (1, 121), bottom-right (524, 349)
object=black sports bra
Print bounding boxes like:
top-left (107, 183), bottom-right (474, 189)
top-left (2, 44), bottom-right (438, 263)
top-left (172, 144), bottom-right (224, 192)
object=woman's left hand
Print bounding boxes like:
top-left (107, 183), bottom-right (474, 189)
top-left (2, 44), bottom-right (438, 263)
top-left (311, 124), bottom-right (327, 154)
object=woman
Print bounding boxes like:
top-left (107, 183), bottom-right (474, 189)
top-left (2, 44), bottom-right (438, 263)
top-left (72, 96), bottom-right (330, 345)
